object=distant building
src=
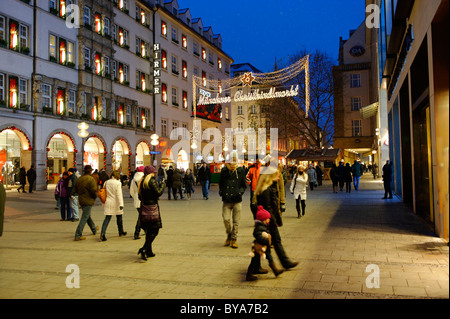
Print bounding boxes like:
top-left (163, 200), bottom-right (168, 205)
top-left (333, 20), bottom-right (380, 167)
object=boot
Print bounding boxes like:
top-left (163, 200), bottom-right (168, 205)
top-left (269, 261), bottom-right (284, 277)
top-left (138, 248), bottom-right (147, 261)
top-left (246, 266), bottom-right (258, 281)
top-left (254, 267), bottom-right (269, 274)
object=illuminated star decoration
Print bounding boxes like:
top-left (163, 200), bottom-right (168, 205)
top-left (240, 72), bottom-right (255, 87)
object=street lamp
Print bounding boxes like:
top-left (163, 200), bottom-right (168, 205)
top-left (77, 122), bottom-right (89, 170)
top-left (150, 134), bottom-right (159, 166)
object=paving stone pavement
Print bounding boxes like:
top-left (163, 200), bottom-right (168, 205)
top-left (0, 175), bottom-right (448, 302)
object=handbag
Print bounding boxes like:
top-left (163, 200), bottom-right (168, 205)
top-left (140, 204), bottom-right (160, 223)
top-left (97, 188), bottom-right (106, 204)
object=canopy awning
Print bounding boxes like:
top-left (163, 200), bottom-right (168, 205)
top-left (360, 102), bottom-right (379, 119)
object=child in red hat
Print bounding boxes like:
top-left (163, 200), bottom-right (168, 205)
top-left (246, 206), bottom-right (284, 281)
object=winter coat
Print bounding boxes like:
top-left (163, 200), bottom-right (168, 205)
top-left (382, 163), bottom-right (392, 182)
top-left (130, 171), bottom-right (144, 209)
top-left (352, 162), bottom-right (363, 177)
top-left (253, 221), bottom-right (271, 246)
top-left (306, 168), bottom-right (317, 183)
top-left (26, 168), bottom-right (36, 182)
top-left (197, 166), bottom-right (210, 181)
top-left (344, 164), bottom-right (353, 182)
top-left (166, 168), bottom-right (174, 187)
top-left (55, 178), bottom-right (69, 198)
top-left (219, 165), bottom-right (247, 203)
top-left (172, 169), bottom-right (182, 188)
top-left (103, 178), bottom-right (124, 215)
top-left (73, 173), bottom-right (97, 207)
top-left (138, 176), bottom-right (165, 229)
top-left (336, 163), bottom-right (345, 181)
top-left (19, 168), bottom-right (26, 185)
top-left (289, 172), bottom-right (308, 200)
top-left (246, 162), bottom-right (261, 192)
top-left (67, 173), bottom-right (77, 196)
top-left (256, 183), bottom-right (282, 227)
top-left (183, 173), bottom-right (195, 189)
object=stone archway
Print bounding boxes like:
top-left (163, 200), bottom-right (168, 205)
top-left (46, 130), bottom-right (77, 184)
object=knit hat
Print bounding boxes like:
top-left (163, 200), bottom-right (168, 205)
top-left (144, 165), bottom-right (156, 175)
top-left (256, 205), bottom-right (271, 221)
top-left (136, 166), bottom-right (145, 173)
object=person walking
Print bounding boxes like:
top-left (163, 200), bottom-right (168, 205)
top-left (219, 158), bottom-right (247, 249)
top-left (17, 167), bottom-right (26, 193)
top-left (73, 165), bottom-right (98, 241)
top-left (183, 168), bottom-right (195, 200)
top-left (157, 165), bottom-right (165, 185)
top-left (246, 205), bottom-right (284, 281)
top-left (130, 166), bottom-right (144, 239)
top-left (172, 168), bottom-right (184, 200)
top-left (344, 163), bottom-right (353, 193)
top-left (315, 165), bottom-right (323, 186)
top-left (166, 166), bottom-right (174, 200)
top-left (382, 160), bottom-right (393, 199)
top-left (67, 168), bottom-right (79, 221)
top-left (336, 161), bottom-right (345, 191)
top-left (137, 165), bottom-right (165, 260)
top-left (306, 164), bottom-right (317, 191)
top-left (246, 159), bottom-right (261, 217)
top-left (198, 162), bottom-right (211, 200)
top-left (351, 160), bottom-right (363, 190)
top-left (289, 166), bottom-right (308, 218)
top-left (330, 164), bottom-right (338, 193)
top-left (99, 170), bottom-right (126, 241)
top-left (55, 172), bottom-right (72, 221)
top-left (253, 166), bottom-right (298, 270)
top-left (26, 165), bottom-right (36, 193)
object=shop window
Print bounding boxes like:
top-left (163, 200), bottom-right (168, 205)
top-left (161, 83), bottom-right (167, 103)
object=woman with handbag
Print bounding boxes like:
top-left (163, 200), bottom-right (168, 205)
top-left (99, 170), bottom-right (127, 241)
top-left (137, 165), bottom-right (165, 260)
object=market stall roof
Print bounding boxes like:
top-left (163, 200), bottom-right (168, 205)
top-left (286, 148), bottom-right (340, 161)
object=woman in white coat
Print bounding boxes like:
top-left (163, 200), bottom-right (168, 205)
top-left (130, 166), bottom-right (144, 239)
top-left (289, 166), bottom-right (308, 218)
top-left (100, 170), bottom-right (126, 241)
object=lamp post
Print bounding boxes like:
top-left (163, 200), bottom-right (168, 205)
top-left (77, 122), bottom-right (89, 170)
top-left (150, 133), bottom-right (159, 166)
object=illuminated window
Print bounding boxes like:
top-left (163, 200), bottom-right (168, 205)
top-left (94, 53), bottom-right (102, 75)
top-left (136, 71), bottom-right (147, 91)
top-left (182, 60), bottom-right (187, 79)
top-left (118, 0), bottom-right (127, 10)
top-left (67, 41), bottom-right (74, 63)
top-left (218, 80), bottom-right (222, 93)
top-left (161, 50), bottom-right (167, 69)
top-left (141, 109), bottom-right (147, 128)
top-left (182, 91), bottom-right (188, 109)
top-left (59, 39), bottom-right (66, 64)
top-left (161, 21), bottom-right (167, 36)
top-left (49, 35), bottom-right (56, 58)
top-left (182, 35), bottom-right (187, 49)
top-left (218, 58), bottom-right (222, 70)
top-left (9, 76), bottom-right (18, 108)
top-left (202, 71), bottom-right (206, 86)
top-left (9, 20), bottom-right (18, 50)
top-left (119, 63), bottom-right (124, 83)
top-left (95, 13), bottom-right (102, 34)
top-left (118, 104), bottom-right (124, 124)
top-left (57, 89), bottom-right (65, 114)
top-left (91, 97), bottom-right (99, 120)
top-left (201, 47), bottom-right (206, 60)
top-left (161, 83), bottom-right (167, 103)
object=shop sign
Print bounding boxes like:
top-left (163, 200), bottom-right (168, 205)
top-left (153, 43), bottom-right (161, 94)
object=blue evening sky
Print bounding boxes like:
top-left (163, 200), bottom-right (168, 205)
top-left (183, 0), bottom-right (367, 72)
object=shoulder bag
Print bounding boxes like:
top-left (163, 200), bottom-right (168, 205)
top-left (140, 204), bottom-right (160, 223)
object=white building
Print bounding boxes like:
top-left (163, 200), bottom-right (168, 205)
top-left (0, 0), bottom-right (233, 190)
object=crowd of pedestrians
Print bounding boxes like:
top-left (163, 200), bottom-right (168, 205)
top-left (7, 156), bottom-right (394, 282)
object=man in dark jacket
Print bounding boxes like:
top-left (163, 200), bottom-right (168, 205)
top-left (351, 160), bottom-right (363, 190)
top-left (165, 166), bottom-right (174, 200)
top-left (219, 161), bottom-right (247, 249)
top-left (198, 162), bottom-right (211, 200)
top-left (67, 168), bottom-right (79, 221)
top-left (336, 161), bottom-right (345, 191)
top-left (382, 160), bottom-right (393, 199)
top-left (73, 165), bottom-right (98, 240)
top-left (26, 165), bottom-right (36, 193)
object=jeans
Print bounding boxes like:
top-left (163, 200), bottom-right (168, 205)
top-left (222, 202), bottom-right (241, 240)
top-left (134, 208), bottom-right (141, 238)
top-left (101, 214), bottom-right (124, 235)
top-left (353, 176), bottom-right (360, 190)
top-left (70, 195), bottom-right (79, 219)
top-left (200, 180), bottom-right (209, 198)
top-left (60, 197), bottom-right (72, 220)
top-left (74, 205), bottom-right (96, 239)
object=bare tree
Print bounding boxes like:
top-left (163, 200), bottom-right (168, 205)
top-left (263, 50), bottom-right (335, 150)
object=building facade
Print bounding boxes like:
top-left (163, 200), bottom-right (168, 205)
top-left (0, 0), bottom-right (232, 189)
top-left (377, 0), bottom-right (448, 239)
top-left (333, 19), bottom-right (381, 168)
